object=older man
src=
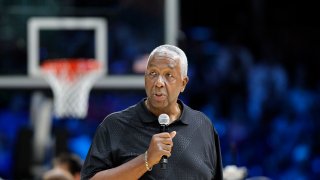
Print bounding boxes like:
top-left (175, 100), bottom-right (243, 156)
top-left (81, 44), bottom-right (223, 179)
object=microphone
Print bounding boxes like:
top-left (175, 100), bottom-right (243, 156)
top-left (158, 113), bottom-right (170, 169)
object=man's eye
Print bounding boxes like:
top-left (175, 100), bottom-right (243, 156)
top-left (149, 72), bottom-right (157, 77)
top-left (166, 73), bottom-right (175, 81)
top-left (167, 73), bottom-right (173, 78)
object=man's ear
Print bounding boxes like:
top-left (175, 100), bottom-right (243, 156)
top-left (181, 76), bottom-right (189, 92)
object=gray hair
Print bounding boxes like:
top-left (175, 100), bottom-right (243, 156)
top-left (147, 44), bottom-right (188, 77)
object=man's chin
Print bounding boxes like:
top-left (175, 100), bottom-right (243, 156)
top-left (149, 100), bottom-right (167, 109)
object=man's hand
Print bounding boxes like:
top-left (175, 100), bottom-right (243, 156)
top-left (146, 131), bottom-right (177, 167)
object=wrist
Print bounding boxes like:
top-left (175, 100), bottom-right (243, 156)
top-left (144, 151), bottom-right (152, 171)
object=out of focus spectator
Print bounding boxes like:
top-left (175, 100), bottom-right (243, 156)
top-left (43, 168), bottom-right (73, 180)
top-left (43, 153), bottom-right (82, 180)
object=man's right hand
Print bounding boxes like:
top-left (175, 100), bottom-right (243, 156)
top-left (146, 131), bottom-right (177, 167)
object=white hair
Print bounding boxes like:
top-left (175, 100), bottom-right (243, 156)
top-left (147, 44), bottom-right (188, 77)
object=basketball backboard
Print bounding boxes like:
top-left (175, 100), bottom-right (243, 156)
top-left (28, 17), bottom-right (107, 77)
top-left (0, 0), bottom-right (179, 89)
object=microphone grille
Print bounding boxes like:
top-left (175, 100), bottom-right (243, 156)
top-left (158, 113), bottom-right (170, 125)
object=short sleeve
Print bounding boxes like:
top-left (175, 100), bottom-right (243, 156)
top-left (81, 124), bottom-right (113, 179)
top-left (213, 129), bottom-right (223, 179)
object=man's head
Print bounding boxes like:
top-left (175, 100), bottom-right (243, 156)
top-left (148, 44), bottom-right (188, 77)
top-left (43, 168), bottom-right (74, 180)
top-left (144, 44), bottom-right (189, 115)
top-left (53, 153), bottom-right (82, 180)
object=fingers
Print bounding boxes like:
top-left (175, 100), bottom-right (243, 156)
top-left (161, 144), bottom-right (173, 152)
top-left (157, 144), bottom-right (172, 158)
top-left (170, 131), bottom-right (177, 138)
top-left (157, 131), bottom-right (176, 146)
top-left (156, 132), bottom-right (176, 155)
top-left (147, 131), bottom-right (177, 166)
top-left (158, 131), bottom-right (177, 138)
top-left (158, 132), bottom-right (171, 138)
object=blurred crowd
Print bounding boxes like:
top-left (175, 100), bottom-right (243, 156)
top-left (181, 27), bottom-right (320, 179)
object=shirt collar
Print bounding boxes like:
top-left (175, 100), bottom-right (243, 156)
top-left (139, 98), bottom-right (189, 125)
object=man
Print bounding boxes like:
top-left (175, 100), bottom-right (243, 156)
top-left (81, 44), bottom-right (223, 179)
top-left (43, 168), bottom-right (74, 180)
top-left (43, 153), bottom-right (82, 180)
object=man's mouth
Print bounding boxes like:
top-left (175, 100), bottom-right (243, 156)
top-left (153, 92), bottom-right (166, 100)
top-left (155, 92), bottom-right (162, 96)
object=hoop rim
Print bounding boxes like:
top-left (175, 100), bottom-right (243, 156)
top-left (41, 58), bottom-right (102, 72)
top-left (41, 58), bottom-right (101, 70)
top-left (40, 58), bottom-right (103, 82)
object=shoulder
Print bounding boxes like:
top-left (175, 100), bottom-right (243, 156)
top-left (182, 104), bottom-right (219, 136)
top-left (183, 104), bottom-right (213, 125)
top-left (99, 102), bottom-right (140, 128)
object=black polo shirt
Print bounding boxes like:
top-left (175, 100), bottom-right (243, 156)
top-left (81, 98), bottom-right (223, 180)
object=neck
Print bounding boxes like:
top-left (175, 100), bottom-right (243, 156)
top-left (145, 99), bottom-right (181, 124)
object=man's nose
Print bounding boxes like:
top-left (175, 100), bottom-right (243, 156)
top-left (155, 75), bottom-right (165, 87)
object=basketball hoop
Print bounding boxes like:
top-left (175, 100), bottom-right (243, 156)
top-left (41, 58), bottom-right (104, 119)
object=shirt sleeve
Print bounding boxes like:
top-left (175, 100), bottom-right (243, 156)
top-left (80, 123), bottom-right (113, 180)
top-left (213, 129), bottom-right (223, 180)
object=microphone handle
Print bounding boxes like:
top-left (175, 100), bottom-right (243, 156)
top-left (160, 156), bottom-right (168, 169)
top-left (160, 124), bottom-right (168, 169)
top-left (160, 124), bottom-right (167, 133)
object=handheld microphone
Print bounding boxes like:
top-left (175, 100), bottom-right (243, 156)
top-left (158, 113), bottom-right (170, 169)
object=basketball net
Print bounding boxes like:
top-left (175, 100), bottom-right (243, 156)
top-left (41, 59), bottom-right (104, 119)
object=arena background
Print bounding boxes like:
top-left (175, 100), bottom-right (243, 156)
top-left (0, 0), bottom-right (319, 179)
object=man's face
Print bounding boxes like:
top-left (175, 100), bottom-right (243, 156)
top-left (145, 51), bottom-right (188, 111)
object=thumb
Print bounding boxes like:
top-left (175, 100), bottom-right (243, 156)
top-left (170, 131), bottom-right (177, 138)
